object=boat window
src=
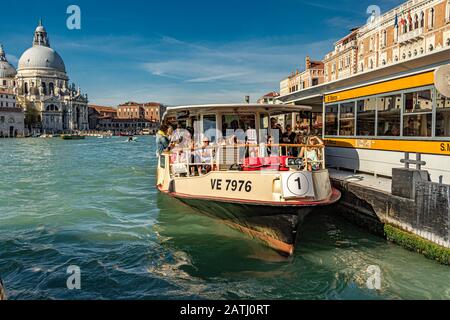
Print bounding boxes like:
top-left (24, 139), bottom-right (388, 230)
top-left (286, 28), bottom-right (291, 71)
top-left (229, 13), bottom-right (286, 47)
top-left (404, 90), bottom-right (433, 114)
top-left (403, 89), bottom-right (433, 137)
top-left (222, 114), bottom-right (256, 143)
top-left (202, 114), bottom-right (217, 142)
top-left (339, 102), bottom-right (355, 136)
top-left (356, 98), bottom-right (376, 136)
top-left (377, 94), bottom-right (401, 137)
top-left (436, 93), bottom-right (450, 137)
top-left (325, 104), bottom-right (338, 136)
top-left (403, 113), bottom-right (432, 137)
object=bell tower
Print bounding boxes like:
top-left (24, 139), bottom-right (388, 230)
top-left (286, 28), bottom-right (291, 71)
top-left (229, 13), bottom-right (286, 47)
top-left (33, 19), bottom-right (50, 47)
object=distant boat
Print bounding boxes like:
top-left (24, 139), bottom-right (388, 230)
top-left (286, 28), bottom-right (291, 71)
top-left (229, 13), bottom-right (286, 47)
top-left (61, 134), bottom-right (85, 140)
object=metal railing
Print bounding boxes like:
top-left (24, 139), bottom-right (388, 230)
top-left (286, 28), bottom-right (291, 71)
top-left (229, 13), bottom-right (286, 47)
top-left (167, 143), bottom-right (326, 176)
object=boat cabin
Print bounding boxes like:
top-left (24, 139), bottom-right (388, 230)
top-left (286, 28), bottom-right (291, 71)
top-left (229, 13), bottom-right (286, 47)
top-left (160, 104), bottom-right (325, 176)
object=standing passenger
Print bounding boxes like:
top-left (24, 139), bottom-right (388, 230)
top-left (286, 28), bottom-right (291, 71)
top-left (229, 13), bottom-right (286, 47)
top-left (156, 125), bottom-right (170, 157)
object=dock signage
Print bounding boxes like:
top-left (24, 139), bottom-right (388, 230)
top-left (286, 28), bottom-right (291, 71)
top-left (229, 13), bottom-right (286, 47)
top-left (281, 172), bottom-right (315, 199)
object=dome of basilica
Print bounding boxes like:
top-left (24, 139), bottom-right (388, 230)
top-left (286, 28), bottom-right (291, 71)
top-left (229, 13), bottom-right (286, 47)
top-left (18, 46), bottom-right (66, 73)
top-left (17, 21), bottom-right (66, 73)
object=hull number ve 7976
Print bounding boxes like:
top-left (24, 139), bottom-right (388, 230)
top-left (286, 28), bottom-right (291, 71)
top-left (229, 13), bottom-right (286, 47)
top-left (211, 179), bottom-right (252, 192)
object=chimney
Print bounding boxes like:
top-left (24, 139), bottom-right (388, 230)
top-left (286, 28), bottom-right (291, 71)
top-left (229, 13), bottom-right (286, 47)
top-left (305, 56), bottom-right (311, 70)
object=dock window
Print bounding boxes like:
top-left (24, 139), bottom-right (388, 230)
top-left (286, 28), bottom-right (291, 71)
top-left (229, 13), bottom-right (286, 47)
top-left (339, 102), bottom-right (355, 136)
top-left (325, 104), bottom-right (338, 136)
top-left (436, 94), bottom-right (450, 137)
top-left (377, 94), bottom-right (401, 136)
top-left (356, 99), bottom-right (376, 136)
top-left (403, 89), bottom-right (433, 137)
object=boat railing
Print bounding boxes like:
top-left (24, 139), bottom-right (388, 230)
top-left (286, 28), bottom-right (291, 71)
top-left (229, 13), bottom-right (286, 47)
top-left (167, 143), bottom-right (325, 177)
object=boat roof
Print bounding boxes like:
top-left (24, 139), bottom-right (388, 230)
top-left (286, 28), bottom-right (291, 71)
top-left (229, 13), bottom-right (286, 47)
top-left (162, 103), bottom-right (311, 121)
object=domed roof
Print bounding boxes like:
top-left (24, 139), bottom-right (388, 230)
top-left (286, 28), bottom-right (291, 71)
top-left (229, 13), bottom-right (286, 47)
top-left (0, 45), bottom-right (17, 78)
top-left (17, 21), bottom-right (66, 73)
top-left (18, 46), bottom-right (66, 72)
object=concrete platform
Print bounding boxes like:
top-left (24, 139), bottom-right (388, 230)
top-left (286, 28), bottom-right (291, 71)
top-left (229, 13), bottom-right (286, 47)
top-left (329, 168), bottom-right (392, 194)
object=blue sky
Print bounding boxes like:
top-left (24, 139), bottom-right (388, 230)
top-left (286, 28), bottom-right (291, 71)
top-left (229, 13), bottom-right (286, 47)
top-left (1, 0), bottom-right (403, 106)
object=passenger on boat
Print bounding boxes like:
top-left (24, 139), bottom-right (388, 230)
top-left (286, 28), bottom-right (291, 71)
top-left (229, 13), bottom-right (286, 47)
top-left (195, 137), bottom-right (214, 176)
top-left (270, 118), bottom-right (282, 143)
top-left (281, 124), bottom-right (296, 156)
top-left (156, 125), bottom-right (170, 157)
top-left (300, 136), bottom-right (324, 171)
top-left (384, 123), bottom-right (400, 136)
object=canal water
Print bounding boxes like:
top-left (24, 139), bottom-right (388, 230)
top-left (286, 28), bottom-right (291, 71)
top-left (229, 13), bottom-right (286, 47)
top-left (0, 136), bottom-right (449, 300)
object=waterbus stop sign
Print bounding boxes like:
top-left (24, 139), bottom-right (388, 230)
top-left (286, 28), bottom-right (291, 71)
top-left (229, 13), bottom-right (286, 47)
top-left (434, 65), bottom-right (450, 98)
top-left (281, 172), bottom-right (315, 199)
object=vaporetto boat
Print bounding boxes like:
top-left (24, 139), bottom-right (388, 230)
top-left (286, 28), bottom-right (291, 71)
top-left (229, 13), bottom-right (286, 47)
top-left (156, 104), bottom-right (341, 255)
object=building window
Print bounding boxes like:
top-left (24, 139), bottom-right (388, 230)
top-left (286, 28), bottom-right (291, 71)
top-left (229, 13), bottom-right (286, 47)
top-left (414, 14), bottom-right (419, 29)
top-left (428, 8), bottom-right (435, 29)
top-left (447, 38), bottom-right (450, 46)
top-left (377, 94), bottom-right (402, 136)
top-left (420, 11), bottom-right (425, 28)
top-left (382, 30), bottom-right (387, 47)
top-left (446, 0), bottom-right (450, 22)
top-left (339, 102), bottom-right (355, 136)
top-left (429, 44), bottom-right (434, 52)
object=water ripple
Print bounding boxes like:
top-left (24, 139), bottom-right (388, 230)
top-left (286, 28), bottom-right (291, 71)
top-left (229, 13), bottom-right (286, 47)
top-left (1, 137), bottom-right (449, 300)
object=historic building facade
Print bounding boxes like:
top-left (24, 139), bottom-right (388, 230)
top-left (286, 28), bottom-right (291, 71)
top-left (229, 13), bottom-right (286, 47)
top-left (281, 0), bottom-right (450, 93)
top-left (257, 91), bottom-right (280, 104)
top-left (0, 45), bottom-right (24, 137)
top-left (0, 91), bottom-right (24, 137)
top-left (88, 105), bottom-right (118, 130)
top-left (280, 56), bottom-right (324, 96)
top-left (323, 28), bottom-right (359, 83)
top-left (15, 21), bottom-right (89, 133)
top-left (117, 101), bottom-right (164, 122)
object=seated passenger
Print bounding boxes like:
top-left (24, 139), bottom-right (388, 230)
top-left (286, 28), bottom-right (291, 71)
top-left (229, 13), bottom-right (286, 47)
top-left (300, 136), bottom-right (323, 171)
top-left (195, 137), bottom-right (214, 175)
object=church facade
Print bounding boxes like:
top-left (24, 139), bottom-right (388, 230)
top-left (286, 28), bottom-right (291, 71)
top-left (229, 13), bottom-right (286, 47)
top-left (1, 21), bottom-right (89, 133)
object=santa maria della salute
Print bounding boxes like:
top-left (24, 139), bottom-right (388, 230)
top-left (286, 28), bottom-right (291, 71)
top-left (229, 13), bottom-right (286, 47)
top-left (0, 20), bottom-right (88, 136)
